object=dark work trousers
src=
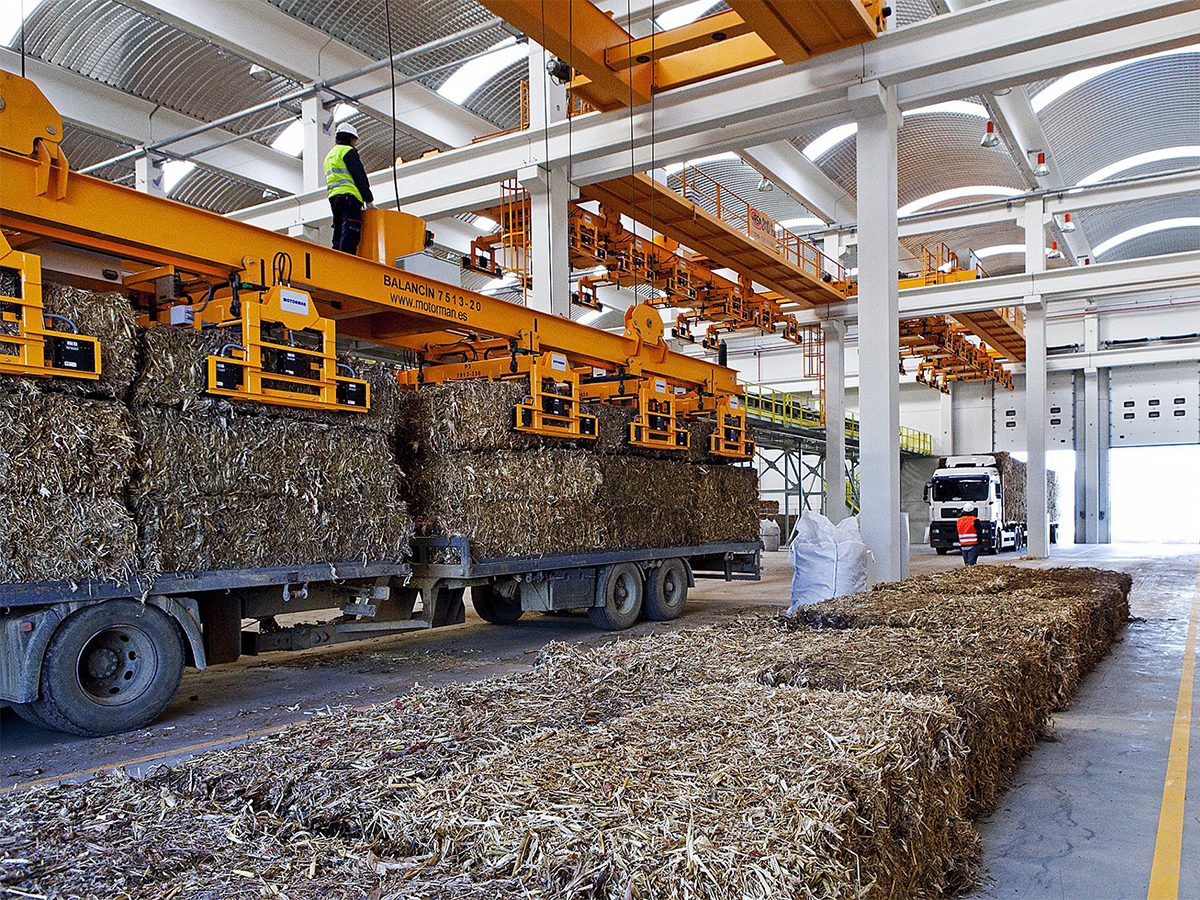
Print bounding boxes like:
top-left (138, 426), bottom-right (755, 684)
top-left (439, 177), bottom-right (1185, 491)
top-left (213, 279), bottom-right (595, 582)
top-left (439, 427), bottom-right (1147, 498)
top-left (962, 543), bottom-right (981, 566)
top-left (330, 194), bottom-right (364, 254)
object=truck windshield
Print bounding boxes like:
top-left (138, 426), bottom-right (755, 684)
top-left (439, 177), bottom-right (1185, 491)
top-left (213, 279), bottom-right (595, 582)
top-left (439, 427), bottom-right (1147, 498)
top-left (932, 476), bottom-right (989, 502)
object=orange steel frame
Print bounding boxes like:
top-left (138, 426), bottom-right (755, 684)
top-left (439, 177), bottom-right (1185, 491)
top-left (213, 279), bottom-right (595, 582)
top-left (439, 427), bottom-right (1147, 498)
top-left (0, 74), bottom-right (743, 404)
top-left (476, 0), bottom-right (884, 112)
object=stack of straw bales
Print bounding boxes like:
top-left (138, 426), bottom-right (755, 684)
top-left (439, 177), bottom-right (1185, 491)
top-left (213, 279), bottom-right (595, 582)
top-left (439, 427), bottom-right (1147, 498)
top-left (394, 378), bottom-right (758, 558)
top-left (131, 327), bottom-right (412, 572)
top-left (0, 284), bottom-right (140, 583)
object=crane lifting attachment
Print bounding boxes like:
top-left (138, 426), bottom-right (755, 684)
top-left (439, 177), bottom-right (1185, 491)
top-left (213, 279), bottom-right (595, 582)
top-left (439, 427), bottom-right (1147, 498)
top-left (0, 72), bottom-right (751, 456)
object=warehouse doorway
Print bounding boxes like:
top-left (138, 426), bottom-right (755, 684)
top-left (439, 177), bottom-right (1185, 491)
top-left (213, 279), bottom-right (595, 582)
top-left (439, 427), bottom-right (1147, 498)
top-left (1046, 449), bottom-right (1076, 544)
top-left (1109, 445), bottom-right (1200, 543)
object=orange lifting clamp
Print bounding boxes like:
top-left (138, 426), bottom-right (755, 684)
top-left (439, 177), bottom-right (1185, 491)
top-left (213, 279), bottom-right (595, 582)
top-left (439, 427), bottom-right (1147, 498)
top-left (206, 284), bottom-right (370, 413)
top-left (629, 377), bottom-right (689, 452)
top-left (0, 235), bottom-right (101, 381)
top-left (514, 351), bottom-right (598, 440)
top-left (709, 394), bottom-right (755, 459)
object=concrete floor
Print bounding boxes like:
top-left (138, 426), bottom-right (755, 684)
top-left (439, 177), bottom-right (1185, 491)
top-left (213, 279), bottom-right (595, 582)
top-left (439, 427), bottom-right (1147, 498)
top-left (1, 544), bottom-right (1196, 898)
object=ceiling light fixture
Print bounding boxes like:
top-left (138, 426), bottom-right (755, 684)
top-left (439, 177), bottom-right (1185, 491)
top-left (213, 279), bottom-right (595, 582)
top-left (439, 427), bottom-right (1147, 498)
top-left (756, 175), bottom-right (774, 193)
top-left (1060, 213), bottom-right (1076, 233)
top-left (249, 64), bottom-right (274, 83)
top-left (1047, 240), bottom-right (1064, 260)
top-left (1031, 151), bottom-right (1051, 177)
top-left (980, 120), bottom-right (1000, 148)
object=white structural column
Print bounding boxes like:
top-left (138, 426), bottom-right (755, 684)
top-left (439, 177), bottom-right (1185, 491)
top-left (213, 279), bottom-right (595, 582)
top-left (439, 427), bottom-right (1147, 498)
top-left (134, 154), bottom-right (165, 197)
top-left (524, 45), bottom-right (571, 316)
top-left (1024, 198), bottom-right (1050, 557)
top-left (823, 319), bottom-right (848, 523)
top-left (849, 81), bottom-right (902, 583)
top-left (292, 91), bottom-right (335, 242)
top-left (1081, 311), bottom-right (1105, 543)
top-left (301, 92), bottom-right (334, 195)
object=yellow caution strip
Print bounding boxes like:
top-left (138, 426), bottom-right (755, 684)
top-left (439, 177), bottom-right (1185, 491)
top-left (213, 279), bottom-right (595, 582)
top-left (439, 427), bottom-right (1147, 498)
top-left (1147, 563), bottom-right (1200, 899)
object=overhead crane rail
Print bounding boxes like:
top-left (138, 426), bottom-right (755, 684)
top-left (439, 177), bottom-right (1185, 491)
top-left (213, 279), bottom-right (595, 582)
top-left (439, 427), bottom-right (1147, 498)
top-left (0, 71), bottom-right (755, 458)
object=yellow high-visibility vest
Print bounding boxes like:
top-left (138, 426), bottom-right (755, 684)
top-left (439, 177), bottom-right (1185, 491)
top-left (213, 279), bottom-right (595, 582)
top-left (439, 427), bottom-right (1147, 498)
top-left (324, 145), bottom-right (362, 202)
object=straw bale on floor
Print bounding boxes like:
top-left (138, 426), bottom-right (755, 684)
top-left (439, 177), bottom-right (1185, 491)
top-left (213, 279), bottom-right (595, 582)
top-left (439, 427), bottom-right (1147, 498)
top-left (791, 565), bottom-right (1131, 707)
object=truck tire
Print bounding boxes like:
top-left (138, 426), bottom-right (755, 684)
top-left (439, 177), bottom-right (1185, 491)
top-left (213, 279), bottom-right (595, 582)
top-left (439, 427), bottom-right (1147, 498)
top-left (26, 599), bottom-right (185, 737)
top-left (10, 702), bottom-right (58, 731)
top-left (643, 558), bottom-right (688, 621)
top-left (588, 563), bottom-right (643, 631)
top-left (935, 547), bottom-right (949, 555)
top-left (472, 584), bottom-right (524, 625)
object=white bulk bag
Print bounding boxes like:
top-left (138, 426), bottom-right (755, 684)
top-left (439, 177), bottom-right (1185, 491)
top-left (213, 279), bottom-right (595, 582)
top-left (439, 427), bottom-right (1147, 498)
top-left (787, 513), bottom-right (869, 613)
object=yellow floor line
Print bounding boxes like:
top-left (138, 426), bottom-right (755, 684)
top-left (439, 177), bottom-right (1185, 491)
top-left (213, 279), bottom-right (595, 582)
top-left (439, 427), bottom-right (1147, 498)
top-left (1147, 562), bottom-right (1200, 899)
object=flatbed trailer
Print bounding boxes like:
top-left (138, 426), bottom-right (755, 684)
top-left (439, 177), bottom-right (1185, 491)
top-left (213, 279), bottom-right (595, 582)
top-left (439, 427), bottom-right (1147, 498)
top-left (0, 560), bottom-right (413, 736)
top-left (407, 536), bottom-right (762, 631)
top-left (1, 540), bottom-right (760, 736)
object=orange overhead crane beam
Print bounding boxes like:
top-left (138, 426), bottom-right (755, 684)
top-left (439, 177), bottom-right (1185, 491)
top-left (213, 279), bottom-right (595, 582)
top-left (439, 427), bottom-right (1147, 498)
top-left (0, 72), bottom-right (738, 398)
top-left (580, 173), bottom-right (847, 307)
top-left (476, 0), bottom-right (883, 111)
top-left (725, 0), bottom-right (886, 65)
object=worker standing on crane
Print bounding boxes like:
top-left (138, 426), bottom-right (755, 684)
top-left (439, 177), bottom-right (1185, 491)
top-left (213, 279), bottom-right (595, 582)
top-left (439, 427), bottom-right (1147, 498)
top-left (324, 122), bottom-right (374, 255)
top-left (957, 502), bottom-right (980, 566)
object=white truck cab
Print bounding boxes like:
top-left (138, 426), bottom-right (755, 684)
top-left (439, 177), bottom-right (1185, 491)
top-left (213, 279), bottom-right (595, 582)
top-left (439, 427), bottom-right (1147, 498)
top-left (925, 455), bottom-right (1026, 555)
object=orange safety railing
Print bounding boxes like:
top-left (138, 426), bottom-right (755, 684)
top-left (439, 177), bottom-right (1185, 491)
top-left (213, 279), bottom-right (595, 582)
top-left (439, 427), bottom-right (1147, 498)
top-left (675, 164), bottom-right (846, 285)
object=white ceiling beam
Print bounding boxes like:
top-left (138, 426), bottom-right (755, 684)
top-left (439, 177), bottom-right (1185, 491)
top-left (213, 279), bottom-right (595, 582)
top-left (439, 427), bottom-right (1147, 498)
top-left (738, 142), bottom-right (856, 224)
top-left (234, 0), bottom-right (1200, 230)
top-left (121, 0), bottom-right (494, 150)
top-left (0, 48), bottom-right (301, 194)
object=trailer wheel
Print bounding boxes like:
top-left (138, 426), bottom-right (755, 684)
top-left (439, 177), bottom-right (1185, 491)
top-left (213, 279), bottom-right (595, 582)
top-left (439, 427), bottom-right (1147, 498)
top-left (472, 584), bottom-right (524, 625)
top-left (643, 558), bottom-right (688, 621)
top-left (589, 563), bottom-right (643, 631)
top-left (26, 600), bottom-right (185, 737)
top-left (9, 702), bottom-right (58, 731)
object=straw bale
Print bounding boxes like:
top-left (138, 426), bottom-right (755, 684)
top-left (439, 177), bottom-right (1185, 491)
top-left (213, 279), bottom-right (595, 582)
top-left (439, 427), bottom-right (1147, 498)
top-left (135, 325), bottom-right (400, 429)
top-left (0, 383), bottom-right (135, 495)
top-left (792, 565), bottom-right (1131, 708)
top-left (0, 493), bottom-right (138, 583)
top-left (381, 683), bottom-right (976, 899)
top-left (136, 490), bottom-right (412, 573)
top-left (395, 378), bottom-right (732, 463)
top-left (133, 405), bottom-right (400, 503)
top-left (406, 449), bottom-right (606, 557)
top-left (0, 768), bottom-right (527, 900)
top-left (404, 449), bottom-right (758, 558)
top-left (691, 463), bottom-right (760, 543)
top-left (0, 282), bottom-right (138, 398)
top-left (394, 378), bottom-right (544, 457)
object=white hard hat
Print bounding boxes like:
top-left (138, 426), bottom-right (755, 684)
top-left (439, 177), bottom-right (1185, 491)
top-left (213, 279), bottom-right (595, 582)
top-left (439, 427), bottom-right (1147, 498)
top-left (336, 122), bottom-right (359, 140)
top-left (960, 502), bottom-right (976, 512)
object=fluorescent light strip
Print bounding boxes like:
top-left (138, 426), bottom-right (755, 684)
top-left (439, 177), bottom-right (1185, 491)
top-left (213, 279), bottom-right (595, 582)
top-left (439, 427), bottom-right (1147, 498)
top-left (438, 37), bottom-right (528, 106)
top-left (654, 0), bottom-right (723, 31)
top-left (897, 185), bottom-right (1023, 217)
top-left (1093, 218), bottom-right (1200, 257)
top-left (162, 160), bottom-right (196, 195)
top-left (1, 0), bottom-right (47, 46)
top-left (1031, 43), bottom-right (1200, 113)
top-left (801, 101), bottom-right (988, 161)
top-left (1079, 146), bottom-right (1200, 186)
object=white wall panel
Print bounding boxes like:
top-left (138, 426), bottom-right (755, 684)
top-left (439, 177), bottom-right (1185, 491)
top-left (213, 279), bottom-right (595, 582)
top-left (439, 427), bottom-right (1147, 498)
top-left (1109, 363), bottom-right (1200, 447)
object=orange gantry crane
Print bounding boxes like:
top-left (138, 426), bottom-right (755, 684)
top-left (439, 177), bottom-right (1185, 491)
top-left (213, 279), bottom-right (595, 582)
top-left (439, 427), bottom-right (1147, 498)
top-left (0, 71), bottom-right (753, 458)
top-left (476, 0), bottom-right (887, 111)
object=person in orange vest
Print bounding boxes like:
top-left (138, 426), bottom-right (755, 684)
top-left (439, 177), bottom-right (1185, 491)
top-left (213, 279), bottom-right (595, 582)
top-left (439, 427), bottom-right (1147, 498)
top-left (957, 502), bottom-right (980, 566)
